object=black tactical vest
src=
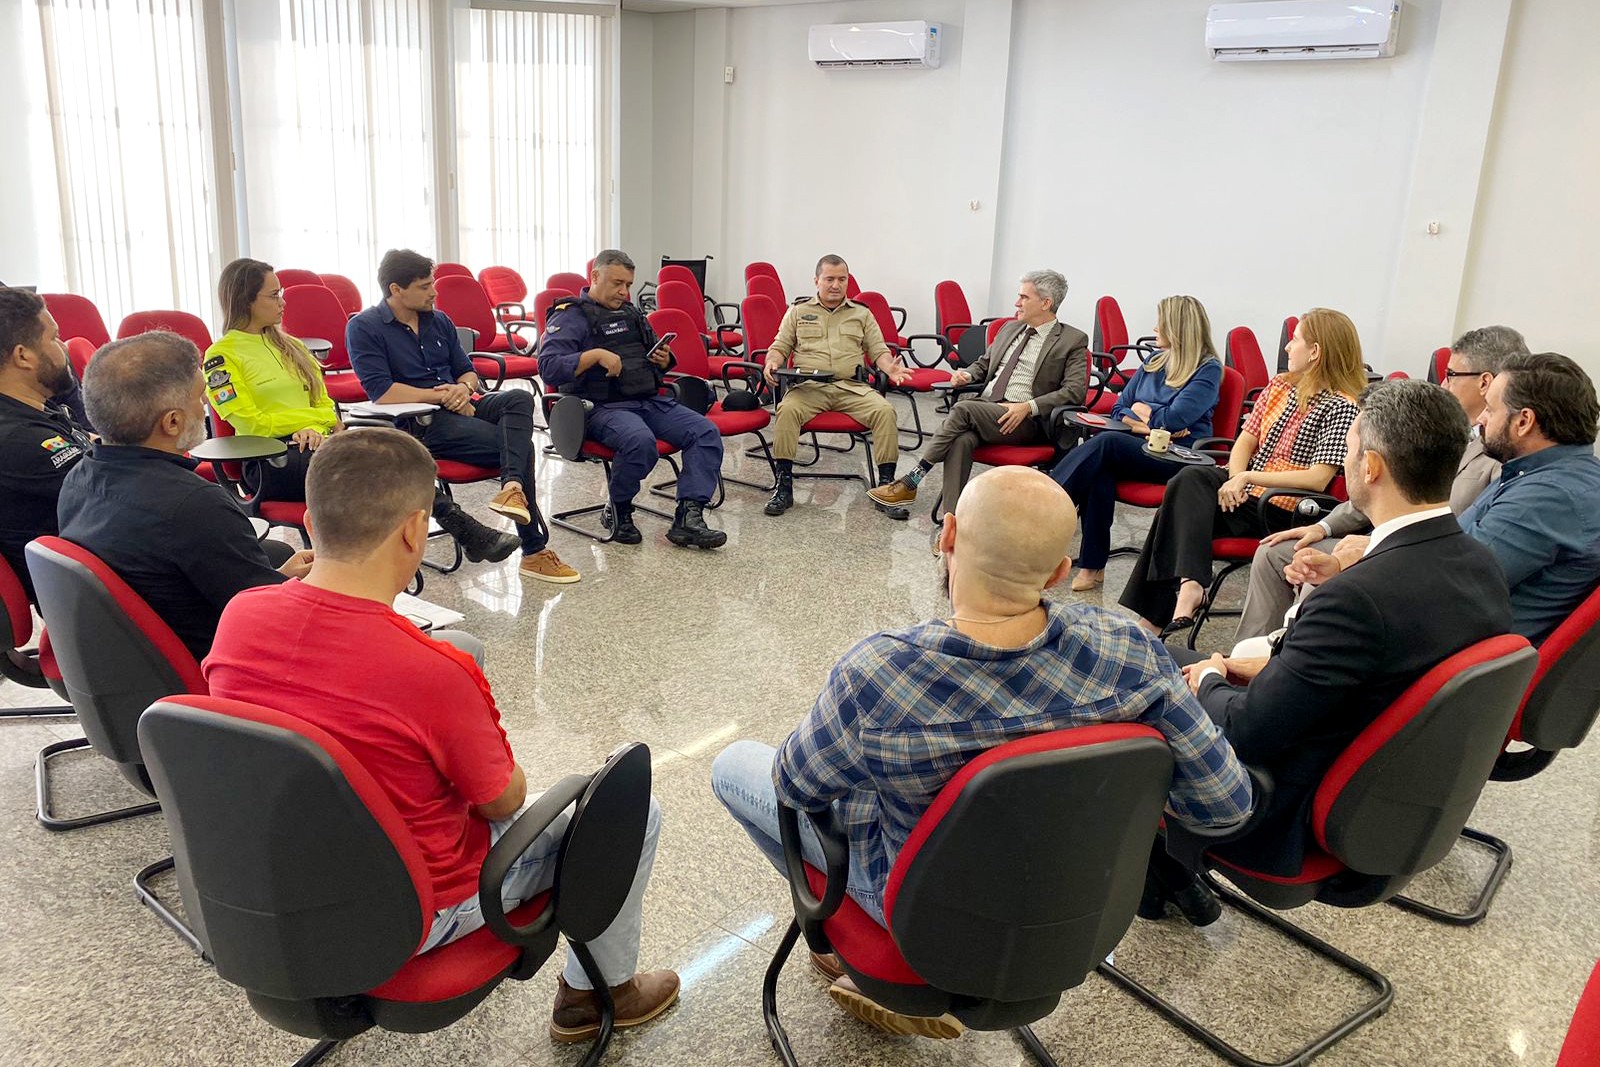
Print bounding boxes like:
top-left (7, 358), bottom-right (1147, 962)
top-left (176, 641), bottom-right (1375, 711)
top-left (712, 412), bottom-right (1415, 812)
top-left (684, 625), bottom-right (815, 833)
top-left (575, 299), bottom-right (660, 403)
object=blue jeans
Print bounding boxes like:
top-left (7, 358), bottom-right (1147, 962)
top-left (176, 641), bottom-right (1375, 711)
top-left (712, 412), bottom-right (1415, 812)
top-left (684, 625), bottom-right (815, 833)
top-left (418, 793), bottom-right (662, 990)
top-left (710, 740), bottom-right (886, 927)
top-left (586, 397), bottom-right (724, 504)
top-left (1050, 431), bottom-right (1186, 570)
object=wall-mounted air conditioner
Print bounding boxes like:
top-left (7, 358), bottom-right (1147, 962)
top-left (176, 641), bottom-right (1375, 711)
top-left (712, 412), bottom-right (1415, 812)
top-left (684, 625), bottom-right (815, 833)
top-left (808, 21), bottom-right (941, 69)
top-left (1206, 1), bottom-right (1402, 62)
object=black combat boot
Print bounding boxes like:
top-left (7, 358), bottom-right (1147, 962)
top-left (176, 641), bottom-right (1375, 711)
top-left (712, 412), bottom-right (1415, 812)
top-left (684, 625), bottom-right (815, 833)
top-left (435, 504), bottom-right (520, 563)
top-left (603, 500), bottom-right (643, 544)
top-left (764, 462), bottom-right (795, 516)
top-left (667, 499), bottom-right (727, 549)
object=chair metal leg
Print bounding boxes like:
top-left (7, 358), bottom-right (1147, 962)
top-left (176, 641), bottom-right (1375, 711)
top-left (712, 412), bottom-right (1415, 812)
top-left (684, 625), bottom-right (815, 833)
top-left (135, 856), bottom-right (206, 958)
top-left (1096, 875), bottom-right (1393, 1067)
top-left (570, 940), bottom-right (618, 1067)
top-left (421, 524), bottom-right (465, 575)
top-left (0, 703), bottom-right (75, 719)
top-left (1015, 1024), bottom-right (1062, 1067)
top-left (790, 436), bottom-right (876, 491)
top-left (291, 1039), bottom-right (340, 1067)
top-left (891, 391), bottom-right (928, 452)
top-left (552, 458), bottom-right (677, 542)
top-left (762, 919), bottom-right (804, 1067)
top-left (1186, 561), bottom-right (1249, 649)
top-left (35, 737), bottom-right (161, 831)
top-left (1388, 827), bottom-right (1511, 927)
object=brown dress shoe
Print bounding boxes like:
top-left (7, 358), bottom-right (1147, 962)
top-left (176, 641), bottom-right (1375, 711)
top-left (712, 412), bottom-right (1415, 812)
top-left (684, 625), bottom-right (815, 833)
top-left (828, 976), bottom-right (964, 1039)
top-left (488, 485), bottom-right (532, 524)
top-left (866, 480), bottom-right (917, 507)
top-left (809, 951), bottom-right (846, 982)
top-left (550, 970), bottom-right (680, 1042)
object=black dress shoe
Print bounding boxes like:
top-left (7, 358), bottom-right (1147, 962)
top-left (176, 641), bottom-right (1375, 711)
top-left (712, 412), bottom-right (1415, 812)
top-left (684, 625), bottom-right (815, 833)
top-left (1170, 880), bottom-right (1222, 927)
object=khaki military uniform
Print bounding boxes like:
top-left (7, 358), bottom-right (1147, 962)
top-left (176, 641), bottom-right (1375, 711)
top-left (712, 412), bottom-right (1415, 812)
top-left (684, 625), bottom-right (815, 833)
top-left (767, 297), bottom-right (899, 462)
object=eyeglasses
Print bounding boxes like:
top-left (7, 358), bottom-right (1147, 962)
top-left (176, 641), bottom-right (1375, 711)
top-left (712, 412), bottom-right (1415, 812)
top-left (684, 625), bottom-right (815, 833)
top-left (1442, 369), bottom-right (1481, 380)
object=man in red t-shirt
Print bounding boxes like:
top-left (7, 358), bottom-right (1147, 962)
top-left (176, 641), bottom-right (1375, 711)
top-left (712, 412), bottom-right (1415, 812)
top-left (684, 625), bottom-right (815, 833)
top-left (204, 427), bottom-right (678, 1042)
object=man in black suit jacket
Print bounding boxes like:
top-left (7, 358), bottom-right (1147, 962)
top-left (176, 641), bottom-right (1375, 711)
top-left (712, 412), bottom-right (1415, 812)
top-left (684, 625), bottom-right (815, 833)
top-left (1153, 380), bottom-right (1513, 909)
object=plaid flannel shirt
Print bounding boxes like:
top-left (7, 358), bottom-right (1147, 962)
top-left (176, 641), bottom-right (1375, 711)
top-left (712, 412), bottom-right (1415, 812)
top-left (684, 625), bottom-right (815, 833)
top-left (772, 602), bottom-right (1253, 915)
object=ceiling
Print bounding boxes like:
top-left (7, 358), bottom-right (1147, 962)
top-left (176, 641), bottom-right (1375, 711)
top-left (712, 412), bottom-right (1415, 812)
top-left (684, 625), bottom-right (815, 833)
top-left (622, 0), bottom-right (841, 13)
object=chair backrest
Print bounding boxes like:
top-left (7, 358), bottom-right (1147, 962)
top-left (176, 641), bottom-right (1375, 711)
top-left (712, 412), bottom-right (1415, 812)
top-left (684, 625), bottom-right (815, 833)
top-left (954, 315), bottom-right (1012, 368)
top-left (273, 268), bottom-right (322, 289)
top-left (434, 262), bottom-right (472, 279)
top-left (1225, 326), bottom-right (1271, 395)
top-left (885, 723), bottom-right (1173, 1003)
top-left (933, 280), bottom-right (973, 344)
top-left (551, 742), bottom-right (653, 943)
top-left (547, 271), bottom-right (587, 295)
top-left (657, 264), bottom-right (702, 297)
top-left (41, 293), bottom-right (111, 349)
top-left (744, 261), bottom-right (780, 287)
top-left (138, 696), bottom-right (429, 999)
top-left (1314, 635), bottom-right (1537, 876)
top-left (1428, 346), bottom-right (1451, 384)
top-left (478, 266), bottom-right (527, 307)
top-left (986, 316), bottom-right (1014, 345)
top-left (1513, 582), bottom-right (1600, 751)
top-left (25, 536), bottom-right (204, 772)
top-left (647, 307), bottom-right (713, 378)
top-left (747, 274), bottom-right (786, 308)
top-left (1093, 296), bottom-right (1129, 355)
top-left (0, 553), bottom-right (35, 653)
top-left (845, 273), bottom-right (862, 299)
top-left (281, 284), bottom-right (353, 372)
top-left (1214, 365), bottom-right (1247, 438)
top-left (533, 288), bottom-right (570, 330)
top-left (433, 275), bottom-right (498, 347)
top-left (854, 291), bottom-right (905, 347)
top-left (740, 294), bottom-right (783, 358)
top-left (118, 310), bottom-right (214, 354)
top-left (65, 336), bottom-right (97, 378)
top-left (1276, 315), bottom-right (1299, 373)
top-left (655, 279), bottom-right (710, 334)
top-left (317, 273), bottom-right (365, 317)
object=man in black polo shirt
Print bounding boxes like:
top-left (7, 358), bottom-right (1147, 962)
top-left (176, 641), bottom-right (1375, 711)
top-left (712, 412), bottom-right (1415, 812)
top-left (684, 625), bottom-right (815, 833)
top-left (346, 249), bottom-right (578, 584)
top-left (0, 288), bottom-right (91, 602)
top-left (56, 331), bottom-right (313, 662)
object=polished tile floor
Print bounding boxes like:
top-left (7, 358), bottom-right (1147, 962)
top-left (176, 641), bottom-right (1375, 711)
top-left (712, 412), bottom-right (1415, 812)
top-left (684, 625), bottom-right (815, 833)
top-left (2, 394), bottom-right (1596, 1066)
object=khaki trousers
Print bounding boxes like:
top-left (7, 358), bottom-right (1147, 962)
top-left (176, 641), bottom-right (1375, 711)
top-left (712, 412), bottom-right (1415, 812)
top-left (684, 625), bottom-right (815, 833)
top-left (922, 399), bottom-right (1045, 511)
top-left (772, 382), bottom-right (899, 464)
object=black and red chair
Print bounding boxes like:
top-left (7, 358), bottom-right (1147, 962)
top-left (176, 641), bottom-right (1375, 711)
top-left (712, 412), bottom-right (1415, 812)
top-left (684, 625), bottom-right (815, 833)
top-left (137, 695), bottom-right (652, 1067)
top-left (656, 277), bottom-right (742, 356)
top-left (1100, 635), bottom-right (1537, 1067)
top-left (317, 272), bottom-right (365, 318)
top-left (548, 271), bottom-right (587, 295)
top-left (1224, 326), bottom-right (1271, 423)
top-left (281, 284), bottom-right (371, 404)
top-left (1275, 315), bottom-right (1300, 373)
top-left (433, 275), bottom-right (541, 392)
top-left (764, 723), bottom-right (1174, 1067)
top-left (0, 554), bottom-right (73, 720)
top-left (25, 536), bottom-right (206, 952)
top-left (933, 279), bottom-right (1001, 353)
top-left (41, 293), bottom-right (112, 350)
top-left (1559, 961), bottom-right (1600, 1067)
top-left (118, 309), bottom-right (213, 353)
top-left (199, 396), bottom-right (310, 544)
top-left (544, 388), bottom-right (690, 543)
top-left (274, 268), bottom-right (322, 289)
top-left (478, 265), bottom-right (529, 323)
top-left (730, 292), bottom-right (785, 393)
top-left (856, 289), bottom-right (952, 450)
top-left (434, 261), bottom-right (473, 279)
top-left (1426, 345), bottom-right (1451, 384)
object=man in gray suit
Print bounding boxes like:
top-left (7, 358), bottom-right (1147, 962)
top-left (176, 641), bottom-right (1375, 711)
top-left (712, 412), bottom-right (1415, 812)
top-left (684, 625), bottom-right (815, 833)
top-left (868, 270), bottom-right (1089, 515)
top-left (1232, 324), bottom-right (1525, 642)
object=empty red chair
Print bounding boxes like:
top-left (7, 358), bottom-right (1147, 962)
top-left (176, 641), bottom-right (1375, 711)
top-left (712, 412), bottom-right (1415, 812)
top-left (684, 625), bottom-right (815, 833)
top-left (434, 262), bottom-right (472, 279)
top-left (280, 284), bottom-right (369, 403)
top-left (432, 275), bottom-right (539, 390)
top-left (655, 279), bottom-right (742, 355)
top-left (117, 310), bottom-right (213, 354)
top-left (934, 280), bottom-right (999, 350)
top-left (731, 293), bottom-right (785, 388)
top-left (0, 554), bottom-right (72, 717)
top-left (547, 271), bottom-right (587, 295)
top-left (747, 274), bottom-right (786, 309)
top-left (1225, 325), bottom-right (1272, 413)
top-left (845, 273), bottom-right (862, 299)
top-left (1428, 346), bottom-right (1451, 384)
top-left (318, 273), bottom-right (365, 318)
top-left (273, 269), bottom-right (322, 289)
top-left (41, 294), bottom-right (111, 349)
top-left (532, 288), bottom-right (569, 332)
top-left (477, 265), bottom-right (529, 321)
top-left (64, 337), bottom-right (96, 379)
top-left (1091, 296), bottom-right (1158, 405)
top-left (660, 265), bottom-right (742, 344)
top-left (744, 261), bottom-right (780, 292)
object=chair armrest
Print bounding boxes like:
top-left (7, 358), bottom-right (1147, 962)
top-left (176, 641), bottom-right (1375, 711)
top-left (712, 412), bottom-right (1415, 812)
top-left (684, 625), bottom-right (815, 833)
top-left (719, 359), bottom-right (772, 402)
top-left (900, 333), bottom-right (952, 369)
top-left (301, 337), bottom-right (335, 370)
top-left (940, 322), bottom-right (976, 345)
top-left (548, 394), bottom-right (593, 461)
top-left (495, 301), bottom-right (527, 322)
top-left (711, 301), bottom-right (742, 328)
top-left (889, 305), bottom-right (908, 333)
top-left (469, 351), bottom-right (508, 390)
top-left (854, 365), bottom-right (889, 394)
top-left (478, 773), bottom-right (592, 948)
top-left (1257, 486), bottom-right (1341, 524)
top-left (1163, 766), bottom-right (1276, 872)
top-left (777, 802), bottom-right (850, 927)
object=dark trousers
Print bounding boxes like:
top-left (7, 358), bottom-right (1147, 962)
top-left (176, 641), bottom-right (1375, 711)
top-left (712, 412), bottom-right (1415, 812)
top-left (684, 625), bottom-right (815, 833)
top-left (422, 390), bottom-right (544, 553)
top-left (587, 396), bottom-right (724, 504)
top-left (1117, 464), bottom-right (1273, 628)
top-left (1050, 431), bottom-right (1186, 570)
top-left (259, 442), bottom-right (314, 503)
top-left (922, 399), bottom-right (1046, 511)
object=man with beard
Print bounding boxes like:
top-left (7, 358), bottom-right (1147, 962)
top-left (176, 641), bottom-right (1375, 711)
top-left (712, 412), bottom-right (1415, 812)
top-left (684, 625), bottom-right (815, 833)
top-left (710, 465), bottom-right (1251, 1040)
top-left (56, 331), bottom-right (312, 661)
top-left (0, 288), bottom-right (92, 602)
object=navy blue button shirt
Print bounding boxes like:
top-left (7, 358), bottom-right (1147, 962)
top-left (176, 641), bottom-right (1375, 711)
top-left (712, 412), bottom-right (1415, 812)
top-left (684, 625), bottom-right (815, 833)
top-left (346, 301), bottom-right (474, 400)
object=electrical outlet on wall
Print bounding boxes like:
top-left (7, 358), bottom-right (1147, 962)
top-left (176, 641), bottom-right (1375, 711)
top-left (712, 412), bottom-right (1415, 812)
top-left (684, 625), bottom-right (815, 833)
top-left (724, 66), bottom-right (735, 84)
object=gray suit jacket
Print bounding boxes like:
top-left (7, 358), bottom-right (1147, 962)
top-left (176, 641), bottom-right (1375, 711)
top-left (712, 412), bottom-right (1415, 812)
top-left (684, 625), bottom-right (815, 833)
top-left (966, 319), bottom-right (1090, 426)
top-left (1323, 435), bottom-right (1501, 537)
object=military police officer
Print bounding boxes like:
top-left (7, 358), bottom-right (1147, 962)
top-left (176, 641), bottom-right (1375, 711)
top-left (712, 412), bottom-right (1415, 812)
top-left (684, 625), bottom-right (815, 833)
top-left (540, 250), bottom-right (726, 549)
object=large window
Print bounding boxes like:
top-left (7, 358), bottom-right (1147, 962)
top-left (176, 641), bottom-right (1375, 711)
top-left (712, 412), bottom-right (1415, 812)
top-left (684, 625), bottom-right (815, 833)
top-left (457, 5), bottom-right (607, 285)
top-left (35, 0), bottom-right (221, 327)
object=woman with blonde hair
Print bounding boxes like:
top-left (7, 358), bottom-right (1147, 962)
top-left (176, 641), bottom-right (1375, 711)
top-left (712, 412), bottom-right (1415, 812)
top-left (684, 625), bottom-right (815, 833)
top-left (1051, 294), bottom-right (1225, 590)
top-left (204, 258), bottom-right (341, 501)
top-left (1118, 307), bottom-right (1366, 636)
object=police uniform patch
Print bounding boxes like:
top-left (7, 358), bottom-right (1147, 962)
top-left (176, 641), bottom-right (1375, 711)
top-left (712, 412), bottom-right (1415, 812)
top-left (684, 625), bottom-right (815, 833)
top-left (547, 324), bottom-right (560, 332)
top-left (207, 370), bottom-right (231, 388)
top-left (40, 435), bottom-right (71, 452)
top-left (203, 356), bottom-right (225, 371)
top-left (800, 314), bottom-right (819, 321)
top-left (213, 386), bottom-right (238, 405)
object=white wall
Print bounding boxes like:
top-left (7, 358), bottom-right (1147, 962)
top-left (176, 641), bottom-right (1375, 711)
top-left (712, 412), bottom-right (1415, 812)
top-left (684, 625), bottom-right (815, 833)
top-left (0, 1), bottom-right (63, 288)
top-left (619, 11), bottom-right (656, 259)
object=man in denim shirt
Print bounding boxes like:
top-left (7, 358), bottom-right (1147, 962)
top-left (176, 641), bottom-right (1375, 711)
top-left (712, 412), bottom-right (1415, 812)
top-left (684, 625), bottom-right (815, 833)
top-left (1459, 351), bottom-right (1600, 643)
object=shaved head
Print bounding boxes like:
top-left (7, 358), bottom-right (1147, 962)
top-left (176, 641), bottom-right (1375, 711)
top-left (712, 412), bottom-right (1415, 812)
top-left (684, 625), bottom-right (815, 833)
top-left (949, 467), bottom-right (1076, 604)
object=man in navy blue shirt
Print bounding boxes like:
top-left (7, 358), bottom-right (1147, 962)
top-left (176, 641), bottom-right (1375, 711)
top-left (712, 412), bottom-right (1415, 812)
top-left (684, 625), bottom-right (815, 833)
top-left (347, 249), bottom-right (578, 584)
top-left (539, 249), bottom-right (725, 549)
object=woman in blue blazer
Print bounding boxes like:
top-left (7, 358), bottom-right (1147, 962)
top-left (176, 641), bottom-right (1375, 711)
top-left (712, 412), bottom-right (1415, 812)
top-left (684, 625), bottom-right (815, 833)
top-left (1051, 295), bottom-right (1224, 591)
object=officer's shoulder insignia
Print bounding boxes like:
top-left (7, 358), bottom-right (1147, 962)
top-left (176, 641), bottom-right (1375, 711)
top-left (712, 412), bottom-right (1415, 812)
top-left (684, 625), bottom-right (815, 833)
top-left (39, 435), bottom-right (71, 452)
top-left (202, 355), bottom-right (225, 371)
top-left (213, 386), bottom-right (238, 405)
top-left (546, 324), bottom-right (560, 333)
top-left (207, 369), bottom-right (231, 388)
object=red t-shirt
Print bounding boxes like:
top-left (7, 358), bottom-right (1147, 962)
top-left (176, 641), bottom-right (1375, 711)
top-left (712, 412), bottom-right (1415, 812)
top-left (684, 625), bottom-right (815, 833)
top-left (203, 580), bottom-right (515, 909)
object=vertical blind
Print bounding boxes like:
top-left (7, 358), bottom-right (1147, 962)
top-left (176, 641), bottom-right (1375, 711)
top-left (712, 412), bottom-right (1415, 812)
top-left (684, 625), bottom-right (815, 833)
top-left (457, 7), bottom-right (605, 286)
top-left (36, 0), bottom-right (220, 328)
top-left (236, 0), bottom-right (437, 288)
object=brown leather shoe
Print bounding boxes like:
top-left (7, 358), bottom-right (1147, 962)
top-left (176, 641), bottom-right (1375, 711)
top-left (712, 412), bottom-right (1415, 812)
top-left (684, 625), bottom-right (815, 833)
top-left (519, 548), bottom-right (580, 584)
top-left (828, 976), bottom-right (963, 1039)
top-left (549, 970), bottom-right (680, 1043)
top-left (488, 485), bottom-right (532, 524)
top-left (809, 951), bottom-right (846, 982)
top-left (866, 480), bottom-right (917, 506)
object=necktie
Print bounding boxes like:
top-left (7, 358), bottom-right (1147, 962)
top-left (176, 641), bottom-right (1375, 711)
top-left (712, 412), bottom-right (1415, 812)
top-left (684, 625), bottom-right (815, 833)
top-left (985, 326), bottom-right (1036, 402)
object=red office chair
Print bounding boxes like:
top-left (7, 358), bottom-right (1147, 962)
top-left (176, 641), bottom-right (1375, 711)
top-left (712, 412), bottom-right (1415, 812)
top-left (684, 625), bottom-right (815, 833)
top-left (856, 289), bottom-right (951, 449)
top-left (545, 393), bottom-right (687, 544)
top-left (1225, 326), bottom-right (1271, 418)
top-left (281, 284), bottom-right (370, 403)
top-left (729, 293), bottom-right (786, 391)
top-left (1091, 296), bottom-right (1157, 406)
top-left (200, 395), bottom-right (311, 543)
top-left (845, 273), bottom-right (862, 299)
top-left (1560, 962), bottom-right (1600, 1067)
top-left (478, 265), bottom-right (529, 322)
top-left (1275, 315), bottom-right (1300, 373)
top-left (434, 262), bottom-right (472, 279)
top-left (547, 271), bottom-right (587, 295)
top-left (1387, 370), bottom-right (1410, 380)
top-left (532, 287), bottom-right (570, 333)
top-left (766, 723), bottom-right (1175, 1067)
top-left (744, 261), bottom-right (781, 296)
top-left (747, 273), bottom-right (787, 311)
top-left (274, 268), bottom-right (321, 290)
top-left (318, 272), bottom-right (365, 318)
top-left (0, 554), bottom-right (73, 719)
top-left (1427, 346), bottom-right (1451, 384)
top-left (117, 310), bottom-right (213, 353)
top-left (933, 279), bottom-right (1000, 351)
top-left (656, 277), bottom-right (742, 355)
top-left (432, 275), bottom-right (540, 391)
top-left (41, 293), bottom-right (111, 349)
top-left (64, 336), bottom-right (96, 378)
top-left (1101, 635), bottom-right (1537, 1067)
top-left (138, 694), bottom-right (653, 1067)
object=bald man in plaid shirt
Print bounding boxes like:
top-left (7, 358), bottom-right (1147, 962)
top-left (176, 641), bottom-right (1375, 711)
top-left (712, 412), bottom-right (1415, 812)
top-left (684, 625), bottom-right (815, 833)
top-left (712, 466), bottom-right (1252, 1040)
